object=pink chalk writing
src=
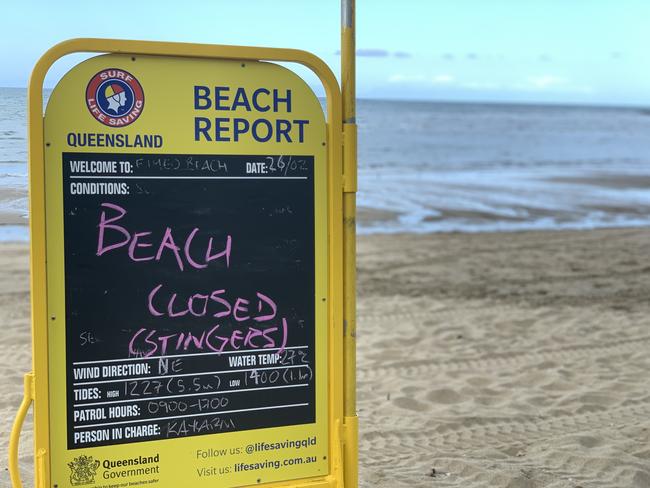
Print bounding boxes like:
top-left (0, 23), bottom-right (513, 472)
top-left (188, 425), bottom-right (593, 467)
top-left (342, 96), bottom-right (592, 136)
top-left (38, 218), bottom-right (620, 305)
top-left (92, 202), bottom-right (296, 361)
top-left (96, 202), bottom-right (231, 271)
top-left (147, 285), bottom-right (278, 322)
top-left (128, 318), bottom-right (289, 357)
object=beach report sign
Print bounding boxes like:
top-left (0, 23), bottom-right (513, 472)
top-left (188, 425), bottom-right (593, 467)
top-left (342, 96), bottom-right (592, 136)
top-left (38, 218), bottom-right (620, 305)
top-left (40, 52), bottom-right (330, 487)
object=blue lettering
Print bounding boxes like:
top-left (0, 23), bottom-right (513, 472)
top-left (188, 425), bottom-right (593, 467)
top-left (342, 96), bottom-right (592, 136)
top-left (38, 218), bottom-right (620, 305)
top-left (215, 117), bottom-right (230, 141)
top-left (194, 117), bottom-right (211, 141)
top-left (273, 89), bottom-right (291, 112)
top-left (232, 88), bottom-right (251, 111)
top-left (234, 118), bottom-right (250, 141)
top-left (295, 120), bottom-right (309, 143)
top-left (252, 88), bottom-right (270, 112)
top-left (275, 119), bottom-right (292, 142)
top-left (194, 86), bottom-right (211, 110)
top-left (252, 119), bottom-right (273, 142)
top-left (214, 87), bottom-right (230, 111)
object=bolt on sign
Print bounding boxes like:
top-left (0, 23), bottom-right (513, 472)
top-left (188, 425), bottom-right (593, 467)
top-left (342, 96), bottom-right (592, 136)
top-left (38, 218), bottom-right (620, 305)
top-left (11, 39), bottom-right (354, 488)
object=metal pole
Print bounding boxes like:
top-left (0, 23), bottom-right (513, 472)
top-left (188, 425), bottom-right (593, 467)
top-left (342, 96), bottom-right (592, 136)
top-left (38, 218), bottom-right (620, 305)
top-left (341, 1), bottom-right (358, 487)
top-left (342, 0), bottom-right (356, 123)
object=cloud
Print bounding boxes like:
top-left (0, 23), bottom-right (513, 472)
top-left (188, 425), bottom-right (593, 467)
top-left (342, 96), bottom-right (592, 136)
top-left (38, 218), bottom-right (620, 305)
top-left (527, 75), bottom-right (566, 89)
top-left (466, 53), bottom-right (478, 60)
top-left (357, 48), bottom-right (390, 57)
top-left (388, 74), bottom-right (426, 83)
top-left (432, 74), bottom-right (454, 84)
top-left (388, 74), bottom-right (455, 85)
top-left (462, 81), bottom-right (500, 90)
top-left (512, 76), bottom-right (594, 94)
top-left (387, 71), bottom-right (595, 97)
top-left (442, 53), bottom-right (455, 61)
top-left (538, 54), bottom-right (552, 62)
top-left (335, 48), bottom-right (410, 58)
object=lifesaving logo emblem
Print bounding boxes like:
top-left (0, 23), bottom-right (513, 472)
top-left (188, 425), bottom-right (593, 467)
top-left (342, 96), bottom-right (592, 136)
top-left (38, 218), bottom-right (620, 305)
top-left (86, 68), bottom-right (144, 127)
top-left (68, 455), bottom-right (100, 485)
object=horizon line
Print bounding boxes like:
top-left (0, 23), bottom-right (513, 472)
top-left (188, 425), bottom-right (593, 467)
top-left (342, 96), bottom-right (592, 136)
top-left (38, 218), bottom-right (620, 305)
top-left (1, 85), bottom-right (648, 111)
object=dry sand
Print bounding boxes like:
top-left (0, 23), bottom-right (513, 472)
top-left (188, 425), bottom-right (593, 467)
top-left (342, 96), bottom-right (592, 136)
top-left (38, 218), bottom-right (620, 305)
top-left (1, 228), bottom-right (650, 487)
top-left (357, 228), bottom-right (650, 488)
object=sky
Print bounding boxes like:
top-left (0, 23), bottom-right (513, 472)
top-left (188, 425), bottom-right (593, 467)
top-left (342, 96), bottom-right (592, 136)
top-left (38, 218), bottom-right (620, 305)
top-left (4, 0), bottom-right (650, 106)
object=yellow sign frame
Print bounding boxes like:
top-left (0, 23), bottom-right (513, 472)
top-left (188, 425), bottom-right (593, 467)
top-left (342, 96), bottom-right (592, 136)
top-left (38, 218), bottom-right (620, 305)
top-left (10, 38), bottom-right (357, 488)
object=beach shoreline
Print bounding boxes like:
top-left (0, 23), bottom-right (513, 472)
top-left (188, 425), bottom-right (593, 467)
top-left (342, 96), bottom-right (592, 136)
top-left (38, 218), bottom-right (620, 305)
top-left (1, 227), bottom-right (650, 487)
top-left (4, 97), bottom-right (650, 238)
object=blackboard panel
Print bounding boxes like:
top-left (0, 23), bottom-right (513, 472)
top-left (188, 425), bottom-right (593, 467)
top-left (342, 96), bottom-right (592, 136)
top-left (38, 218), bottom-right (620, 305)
top-left (62, 152), bottom-right (315, 449)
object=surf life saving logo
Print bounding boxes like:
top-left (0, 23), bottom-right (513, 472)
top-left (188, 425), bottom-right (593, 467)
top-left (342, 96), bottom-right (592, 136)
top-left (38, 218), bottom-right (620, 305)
top-left (86, 69), bottom-right (144, 127)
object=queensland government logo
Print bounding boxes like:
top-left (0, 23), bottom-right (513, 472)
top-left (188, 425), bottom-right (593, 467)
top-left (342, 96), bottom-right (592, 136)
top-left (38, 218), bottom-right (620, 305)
top-left (86, 68), bottom-right (144, 127)
top-left (68, 455), bottom-right (100, 486)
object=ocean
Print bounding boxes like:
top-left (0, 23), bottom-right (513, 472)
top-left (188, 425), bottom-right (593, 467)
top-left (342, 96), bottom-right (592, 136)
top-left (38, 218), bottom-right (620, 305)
top-left (2, 87), bottom-right (650, 240)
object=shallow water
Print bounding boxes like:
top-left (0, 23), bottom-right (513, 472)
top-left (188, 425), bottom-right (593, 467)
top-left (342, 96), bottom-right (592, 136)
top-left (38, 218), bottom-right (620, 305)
top-left (2, 88), bottom-right (650, 239)
top-left (357, 99), bottom-right (650, 233)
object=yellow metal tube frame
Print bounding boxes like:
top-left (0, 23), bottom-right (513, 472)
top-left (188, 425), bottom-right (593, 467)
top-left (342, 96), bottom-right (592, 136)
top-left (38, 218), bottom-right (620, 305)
top-left (9, 373), bottom-right (34, 488)
top-left (342, 1), bottom-right (358, 488)
top-left (10, 37), bottom-right (355, 488)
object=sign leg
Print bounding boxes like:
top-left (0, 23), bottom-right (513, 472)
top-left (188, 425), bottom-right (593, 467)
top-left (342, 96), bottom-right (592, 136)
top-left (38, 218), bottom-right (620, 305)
top-left (9, 372), bottom-right (34, 488)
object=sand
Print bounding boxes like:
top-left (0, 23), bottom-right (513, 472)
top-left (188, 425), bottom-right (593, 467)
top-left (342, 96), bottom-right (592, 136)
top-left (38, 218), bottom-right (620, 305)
top-left (0, 187), bottom-right (28, 225)
top-left (357, 228), bottom-right (650, 487)
top-left (0, 243), bottom-right (33, 488)
top-left (2, 228), bottom-right (650, 487)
